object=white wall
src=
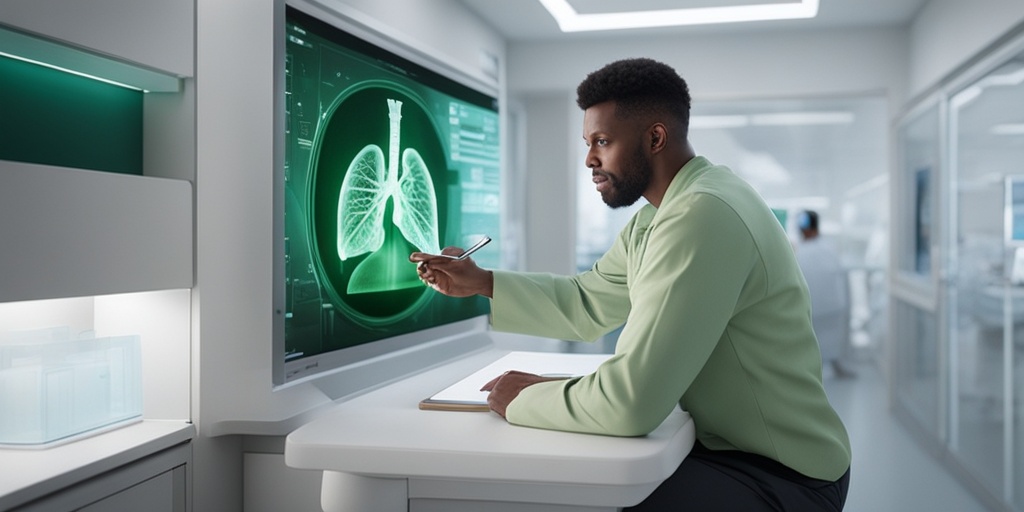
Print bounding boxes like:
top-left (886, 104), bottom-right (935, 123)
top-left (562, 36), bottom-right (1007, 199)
top-left (908, 0), bottom-right (1024, 97)
top-left (325, 0), bottom-right (504, 86)
top-left (522, 93), bottom-right (578, 274)
top-left (509, 27), bottom-right (908, 103)
top-left (193, 0), bottom-right (277, 507)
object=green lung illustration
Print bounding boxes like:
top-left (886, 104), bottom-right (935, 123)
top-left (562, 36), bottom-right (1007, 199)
top-left (337, 99), bottom-right (440, 294)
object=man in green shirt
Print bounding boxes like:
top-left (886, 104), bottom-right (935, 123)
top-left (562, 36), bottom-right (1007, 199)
top-left (411, 57), bottom-right (850, 511)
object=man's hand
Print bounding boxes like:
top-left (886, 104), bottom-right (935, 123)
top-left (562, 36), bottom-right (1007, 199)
top-left (410, 248), bottom-right (494, 298)
top-left (479, 370), bottom-right (567, 418)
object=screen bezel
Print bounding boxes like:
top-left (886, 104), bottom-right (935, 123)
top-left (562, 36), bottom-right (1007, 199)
top-left (272, 1), bottom-right (500, 387)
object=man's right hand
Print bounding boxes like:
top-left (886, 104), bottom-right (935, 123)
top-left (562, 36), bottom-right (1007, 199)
top-left (410, 248), bottom-right (494, 298)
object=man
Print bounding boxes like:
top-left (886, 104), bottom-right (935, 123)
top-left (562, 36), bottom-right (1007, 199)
top-left (796, 210), bottom-right (857, 379)
top-left (411, 58), bottom-right (850, 511)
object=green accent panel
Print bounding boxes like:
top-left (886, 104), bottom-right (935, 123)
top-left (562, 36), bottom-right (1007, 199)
top-left (0, 55), bottom-right (143, 175)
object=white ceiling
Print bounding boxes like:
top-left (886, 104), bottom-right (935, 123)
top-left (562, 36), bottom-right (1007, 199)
top-left (457, 0), bottom-right (930, 42)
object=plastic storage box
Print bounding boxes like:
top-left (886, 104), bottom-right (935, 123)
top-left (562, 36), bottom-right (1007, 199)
top-left (0, 328), bottom-right (142, 447)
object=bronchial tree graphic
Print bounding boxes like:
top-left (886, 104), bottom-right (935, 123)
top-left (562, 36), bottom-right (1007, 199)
top-left (336, 98), bottom-right (441, 294)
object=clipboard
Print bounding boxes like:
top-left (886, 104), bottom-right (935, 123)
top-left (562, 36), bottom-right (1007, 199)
top-left (418, 398), bottom-right (491, 412)
top-left (418, 351), bottom-right (612, 412)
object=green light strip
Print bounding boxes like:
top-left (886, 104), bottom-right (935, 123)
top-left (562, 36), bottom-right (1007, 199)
top-left (0, 50), bottom-right (142, 91)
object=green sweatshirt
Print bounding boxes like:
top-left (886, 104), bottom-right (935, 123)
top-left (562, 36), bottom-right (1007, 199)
top-left (491, 156), bottom-right (851, 481)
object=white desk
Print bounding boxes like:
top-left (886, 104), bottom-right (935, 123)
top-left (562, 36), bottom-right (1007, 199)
top-left (285, 349), bottom-right (695, 512)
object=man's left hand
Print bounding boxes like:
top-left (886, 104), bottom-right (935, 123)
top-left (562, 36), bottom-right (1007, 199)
top-left (480, 370), bottom-right (567, 418)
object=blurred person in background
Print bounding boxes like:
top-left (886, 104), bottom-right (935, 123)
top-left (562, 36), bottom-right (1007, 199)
top-left (796, 210), bottom-right (856, 379)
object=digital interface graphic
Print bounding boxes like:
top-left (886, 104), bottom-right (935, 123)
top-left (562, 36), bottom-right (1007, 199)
top-left (332, 96), bottom-right (441, 295)
top-left (282, 7), bottom-right (501, 368)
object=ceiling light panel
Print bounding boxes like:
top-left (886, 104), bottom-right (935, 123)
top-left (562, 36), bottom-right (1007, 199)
top-left (991, 124), bottom-right (1024, 135)
top-left (539, 0), bottom-right (819, 32)
top-left (690, 111), bottom-right (854, 129)
top-left (569, 0), bottom-right (785, 14)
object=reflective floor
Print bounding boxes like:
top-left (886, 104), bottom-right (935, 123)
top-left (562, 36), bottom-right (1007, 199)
top-left (825, 362), bottom-right (992, 512)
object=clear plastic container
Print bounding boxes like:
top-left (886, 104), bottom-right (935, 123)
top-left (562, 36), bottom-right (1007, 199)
top-left (0, 328), bottom-right (142, 447)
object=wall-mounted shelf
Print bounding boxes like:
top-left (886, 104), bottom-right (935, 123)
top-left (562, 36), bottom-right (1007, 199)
top-left (0, 24), bottom-right (181, 93)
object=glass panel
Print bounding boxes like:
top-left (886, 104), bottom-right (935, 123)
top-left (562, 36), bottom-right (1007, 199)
top-left (893, 298), bottom-right (941, 435)
top-left (897, 104), bottom-right (941, 280)
top-left (949, 50), bottom-right (1024, 503)
top-left (1017, 318), bottom-right (1023, 510)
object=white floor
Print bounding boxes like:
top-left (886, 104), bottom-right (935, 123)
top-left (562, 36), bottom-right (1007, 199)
top-left (824, 362), bottom-right (993, 512)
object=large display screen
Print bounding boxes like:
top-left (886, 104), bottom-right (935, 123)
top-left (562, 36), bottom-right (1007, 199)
top-left (278, 6), bottom-right (501, 384)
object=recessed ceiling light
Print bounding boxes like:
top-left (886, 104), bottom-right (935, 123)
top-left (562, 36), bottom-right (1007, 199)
top-left (539, 0), bottom-right (820, 32)
top-left (690, 115), bottom-right (749, 129)
top-left (991, 123), bottom-right (1024, 135)
top-left (751, 111), bottom-right (854, 126)
top-left (690, 111), bottom-right (853, 129)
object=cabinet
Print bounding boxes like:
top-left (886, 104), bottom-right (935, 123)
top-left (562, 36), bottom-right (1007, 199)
top-left (0, 421), bottom-right (194, 512)
top-left (0, 5), bottom-right (194, 303)
top-left (0, 4), bottom-right (195, 510)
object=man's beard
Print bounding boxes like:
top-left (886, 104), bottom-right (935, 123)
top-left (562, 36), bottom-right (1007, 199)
top-left (599, 146), bottom-right (652, 208)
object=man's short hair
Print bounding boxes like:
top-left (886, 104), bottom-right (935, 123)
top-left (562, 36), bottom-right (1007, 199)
top-left (576, 58), bottom-right (691, 130)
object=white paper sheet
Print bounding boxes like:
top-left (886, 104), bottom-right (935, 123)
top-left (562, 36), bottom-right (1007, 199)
top-left (428, 351), bottom-right (612, 404)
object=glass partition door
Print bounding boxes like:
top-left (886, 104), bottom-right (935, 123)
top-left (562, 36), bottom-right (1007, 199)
top-left (892, 101), bottom-right (946, 440)
top-left (948, 50), bottom-right (1024, 507)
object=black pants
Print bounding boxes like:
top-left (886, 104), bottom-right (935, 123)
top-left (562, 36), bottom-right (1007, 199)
top-left (625, 442), bottom-right (850, 511)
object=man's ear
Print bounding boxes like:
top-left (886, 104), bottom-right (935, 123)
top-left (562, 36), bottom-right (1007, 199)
top-left (650, 124), bottom-right (668, 151)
